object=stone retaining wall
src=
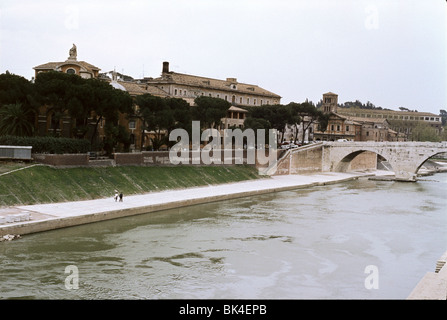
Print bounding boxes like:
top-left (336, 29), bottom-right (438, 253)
top-left (33, 153), bottom-right (89, 166)
top-left (114, 150), bottom-right (264, 166)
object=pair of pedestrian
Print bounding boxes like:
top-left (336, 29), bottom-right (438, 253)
top-left (114, 190), bottom-right (123, 202)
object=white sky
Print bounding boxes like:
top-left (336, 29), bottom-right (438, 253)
top-left (0, 0), bottom-right (446, 114)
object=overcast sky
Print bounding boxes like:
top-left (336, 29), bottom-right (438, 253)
top-left (0, 0), bottom-right (445, 114)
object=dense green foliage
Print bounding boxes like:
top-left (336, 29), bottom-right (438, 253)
top-left (0, 103), bottom-right (35, 136)
top-left (135, 94), bottom-right (190, 150)
top-left (0, 135), bottom-right (90, 153)
top-left (192, 96), bottom-right (231, 129)
top-left (0, 71), bottom-right (133, 153)
top-left (244, 102), bottom-right (326, 144)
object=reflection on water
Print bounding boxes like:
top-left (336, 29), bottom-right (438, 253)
top-left (1, 174), bottom-right (446, 299)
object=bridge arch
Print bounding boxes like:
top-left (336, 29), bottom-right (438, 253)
top-left (414, 151), bottom-right (447, 175)
top-left (334, 149), bottom-right (393, 173)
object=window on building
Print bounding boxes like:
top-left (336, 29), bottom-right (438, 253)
top-left (337, 125), bottom-right (340, 131)
top-left (331, 125), bottom-right (334, 131)
top-left (66, 68), bottom-right (76, 74)
top-left (129, 120), bottom-right (136, 129)
top-left (247, 98), bottom-right (250, 104)
top-left (174, 89), bottom-right (177, 95)
top-left (254, 99), bottom-right (257, 105)
top-left (240, 97), bottom-right (242, 104)
top-left (346, 125), bottom-right (350, 132)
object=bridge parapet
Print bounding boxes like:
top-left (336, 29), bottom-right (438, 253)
top-left (323, 141), bottom-right (447, 148)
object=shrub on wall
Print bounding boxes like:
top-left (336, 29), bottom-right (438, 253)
top-left (0, 135), bottom-right (91, 154)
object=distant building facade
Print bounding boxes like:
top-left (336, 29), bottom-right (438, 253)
top-left (313, 92), bottom-right (401, 142)
top-left (336, 107), bottom-right (443, 139)
top-left (223, 106), bottom-right (248, 129)
top-left (136, 61), bottom-right (281, 142)
top-left (141, 62), bottom-right (281, 108)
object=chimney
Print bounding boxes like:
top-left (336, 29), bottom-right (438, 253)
top-left (162, 61), bottom-right (169, 73)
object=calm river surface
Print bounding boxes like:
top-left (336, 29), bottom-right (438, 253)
top-left (1, 173), bottom-right (446, 299)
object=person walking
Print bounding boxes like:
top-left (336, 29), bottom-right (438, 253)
top-left (114, 190), bottom-right (119, 202)
top-left (119, 192), bottom-right (123, 202)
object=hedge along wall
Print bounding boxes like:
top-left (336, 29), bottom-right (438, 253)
top-left (0, 136), bottom-right (91, 154)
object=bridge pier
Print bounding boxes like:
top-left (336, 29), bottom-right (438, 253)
top-left (394, 171), bottom-right (418, 182)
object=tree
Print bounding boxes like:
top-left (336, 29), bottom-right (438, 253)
top-left (0, 103), bottom-right (34, 136)
top-left (102, 123), bottom-right (131, 154)
top-left (0, 72), bottom-right (34, 107)
top-left (289, 102), bottom-right (325, 145)
top-left (34, 71), bottom-right (133, 151)
top-left (83, 78), bottom-right (133, 148)
top-left (34, 71), bottom-right (86, 135)
top-left (135, 94), bottom-right (175, 150)
top-left (410, 122), bottom-right (441, 142)
top-left (193, 96), bottom-right (230, 129)
top-left (165, 97), bottom-right (192, 148)
top-left (166, 97), bottom-right (192, 131)
top-left (316, 113), bottom-right (330, 140)
top-left (0, 72), bottom-right (38, 132)
top-left (243, 117), bottom-right (272, 146)
top-left (254, 104), bottom-right (293, 143)
top-left (440, 109), bottom-right (447, 126)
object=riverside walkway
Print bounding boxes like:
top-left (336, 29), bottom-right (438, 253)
top-left (0, 171), bottom-right (384, 237)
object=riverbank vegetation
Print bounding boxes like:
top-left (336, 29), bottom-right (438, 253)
top-left (0, 163), bottom-right (263, 207)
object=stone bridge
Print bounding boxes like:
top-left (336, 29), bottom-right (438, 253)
top-left (322, 141), bottom-right (447, 181)
top-left (269, 141), bottom-right (447, 181)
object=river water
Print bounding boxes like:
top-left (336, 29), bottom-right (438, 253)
top-left (1, 173), bottom-right (446, 300)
